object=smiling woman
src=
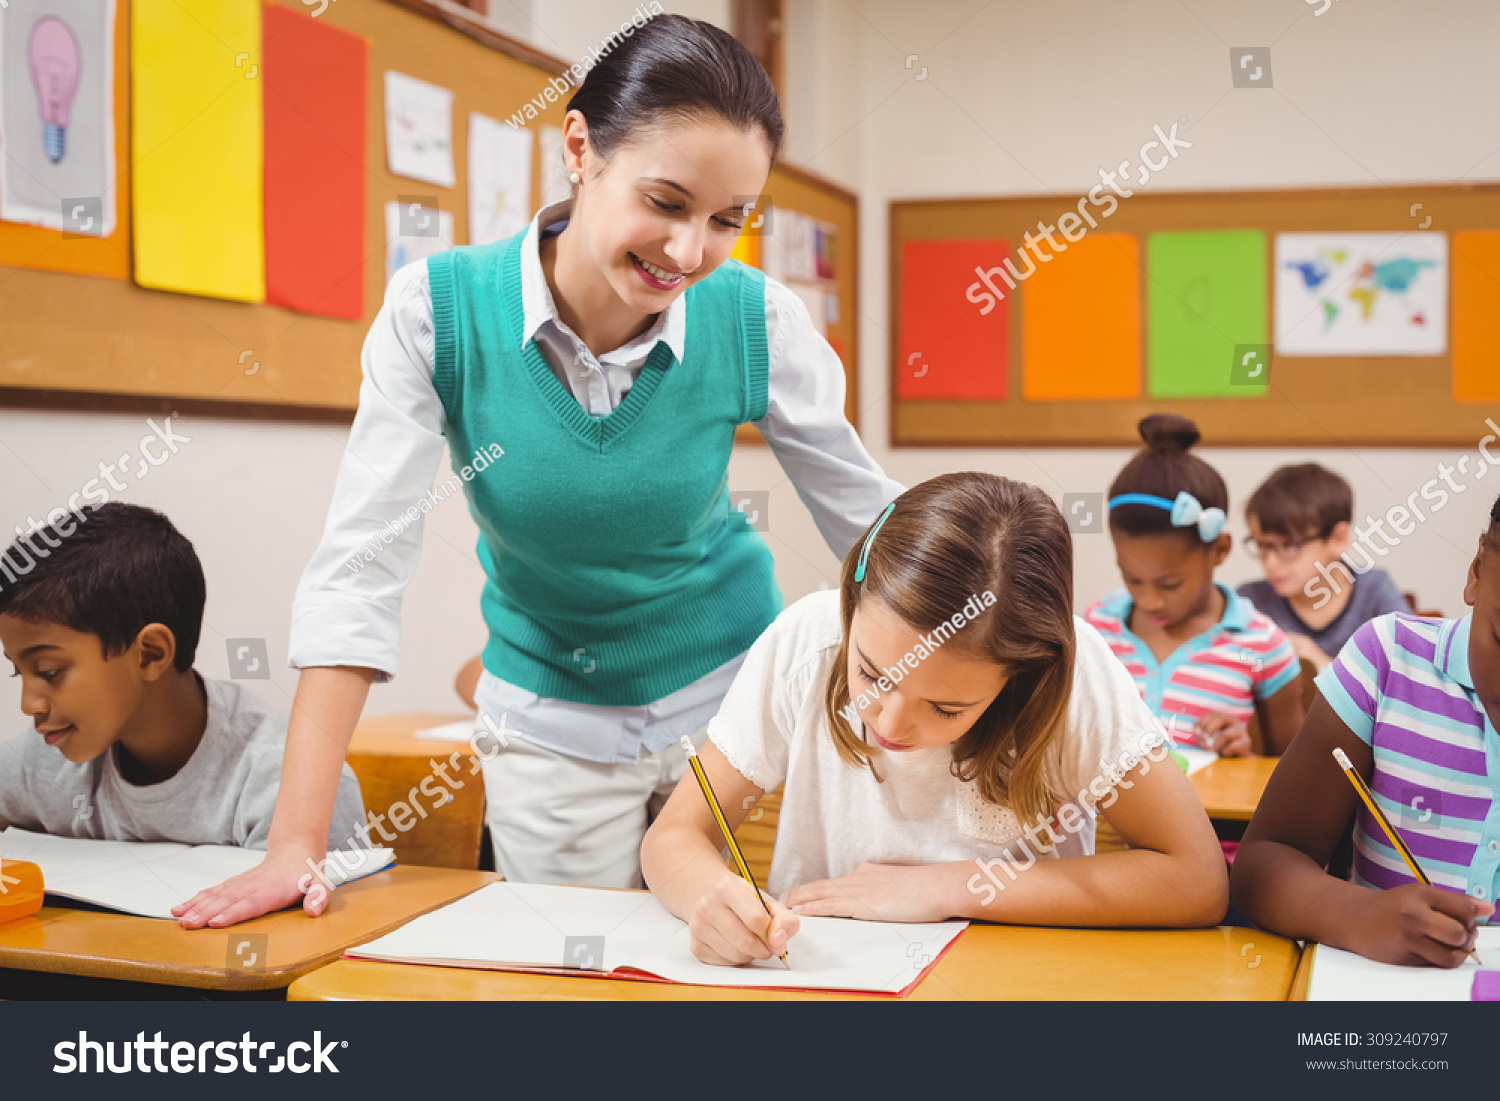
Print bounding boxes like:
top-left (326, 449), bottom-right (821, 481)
top-left (171, 14), bottom-right (903, 929)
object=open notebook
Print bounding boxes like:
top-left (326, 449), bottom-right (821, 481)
top-left (1308, 926), bottom-right (1500, 1000)
top-left (0, 828), bottom-right (394, 920)
top-left (346, 881), bottom-right (967, 996)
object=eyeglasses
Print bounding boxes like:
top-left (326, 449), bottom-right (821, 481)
top-left (1243, 536), bottom-right (1319, 562)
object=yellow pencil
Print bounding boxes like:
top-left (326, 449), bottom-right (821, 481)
top-left (679, 736), bottom-right (789, 968)
top-left (1333, 746), bottom-right (1483, 965)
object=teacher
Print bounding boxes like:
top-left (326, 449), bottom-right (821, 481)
top-left (176, 14), bottom-right (901, 926)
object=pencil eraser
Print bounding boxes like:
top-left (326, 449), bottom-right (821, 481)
top-left (1470, 971), bottom-right (1500, 1000)
top-left (0, 859), bottom-right (44, 925)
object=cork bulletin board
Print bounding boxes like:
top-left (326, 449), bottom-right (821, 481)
top-left (891, 184), bottom-right (1500, 447)
top-left (0, 0), bottom-right (859, 430)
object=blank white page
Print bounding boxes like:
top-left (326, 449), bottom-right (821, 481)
top-left (0, 828), bottom-right (393, 919)
top-left (347, 881), bottom-right (966, 994)
top-left (1308, 926), bottom-right (1500, 1000)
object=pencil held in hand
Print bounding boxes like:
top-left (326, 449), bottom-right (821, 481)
top-left (1332, 746), bottom-right (1483, 966)
top-left (679, 736), bottom-right (790, 968)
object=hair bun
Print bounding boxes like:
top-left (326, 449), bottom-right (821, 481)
top-left (1138, 413), bottom-right (1201, 453)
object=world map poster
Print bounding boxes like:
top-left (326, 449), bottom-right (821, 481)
top-left (1274, 231), bottom-right (1447, 355)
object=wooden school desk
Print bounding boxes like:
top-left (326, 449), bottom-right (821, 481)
top-left (346, 714), bottom-right (783, 881)
top-left (346, 713), bottom-right (486, 869)
top-left (288, 920), bottom-right (1301, 1001)
top-left (1189, 756), bottom-right (1278, 821)
top-left (0, 867), bottom-right (497, 996)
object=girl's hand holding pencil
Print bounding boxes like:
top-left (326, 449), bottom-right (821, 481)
top-left (1343, 882), bottom-right (1492, 968)
top-left (688, 875), bottom-right (800, 967)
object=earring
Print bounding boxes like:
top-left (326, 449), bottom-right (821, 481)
top-left (569, 172), bottom-right (580, 184)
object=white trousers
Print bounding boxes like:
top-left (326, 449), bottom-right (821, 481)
top-left (479, 729), bottom-right (701, 889)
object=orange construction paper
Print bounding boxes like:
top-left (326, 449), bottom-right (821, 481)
top-left (1022, 233), bottom-right (1140, 400)
top-left (1452, 229), bottom-right (1500, 402)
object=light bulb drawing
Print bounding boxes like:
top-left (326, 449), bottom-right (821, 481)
top-left (28, 16), bottom-right (82, 164)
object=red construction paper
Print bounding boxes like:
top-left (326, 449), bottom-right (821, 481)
top-left (262, 5), bottom-right (366, 319)
top-left (897, 239), bottom-right (1009, 400)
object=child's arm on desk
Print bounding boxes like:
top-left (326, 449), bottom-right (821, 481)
top-left (785, 752), bottom-right (1228, 928)
top-left (1232, 695), bottom-right (1490, 966)
top-left (642, 741), bottom-right (800, 967)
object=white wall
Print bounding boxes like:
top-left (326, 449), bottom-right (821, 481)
top-left (482, 0), bottom-right (731, 61)
top-left (832, 0), bottom-right (1500, 627)
top-left (2, 0), bottom-right (1494, 730)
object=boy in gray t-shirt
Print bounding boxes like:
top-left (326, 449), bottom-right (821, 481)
top-left (0, 503), bottom-right (366, 851)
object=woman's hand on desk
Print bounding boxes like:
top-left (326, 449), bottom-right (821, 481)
top-left (688, 874), bottom-right (800, 966)
top-left (172, 845), bottom-right (328, 928)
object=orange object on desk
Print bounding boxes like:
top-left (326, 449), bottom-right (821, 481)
top-left (0, 860), bottom-right (44, 924)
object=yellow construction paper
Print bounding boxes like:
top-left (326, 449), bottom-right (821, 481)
top-left (131, 0), bottom-right (264, 302)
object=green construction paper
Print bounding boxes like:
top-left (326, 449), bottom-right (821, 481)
top-left (1147, 230), bottom-right (1268, 398)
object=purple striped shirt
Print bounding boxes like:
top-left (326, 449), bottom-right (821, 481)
top-left (1317, 613), bottom-right (1500, 901)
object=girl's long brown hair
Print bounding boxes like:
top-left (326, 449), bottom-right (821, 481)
top-left (822, 473), bottom-right (1076, 827)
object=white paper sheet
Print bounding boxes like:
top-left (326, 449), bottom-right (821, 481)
top-left (413, 719), bottom-right (483, 742)
top-left (383, 70), bottom-right (454, 188)
top-left (1308, 926), bottom-right (1500, 1000)
top-left (468, 113), bottom-right (531, 246)
top-left (0, 0), bottom-right (118, 235)
top-left (346, 881), bottom-right (967, 994)
top-left (0, 828), bottom-right (394, 920)
top-left (1171, 743), bottom-right (1218, 775)
top-left (384, 199), bottom-right (454, 283)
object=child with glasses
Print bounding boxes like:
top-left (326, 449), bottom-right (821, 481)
top-left (1084, 415), bottom-right (1304, 758)
top-left (1236, 464), bottom-right (1409, 672)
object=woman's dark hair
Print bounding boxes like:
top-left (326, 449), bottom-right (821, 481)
top-left (565, 14), bottom-right (784, 163)
top-left (1108, 414), bottom-right (1228, 545)
top-left (0, 502), bottom-right (205, 672)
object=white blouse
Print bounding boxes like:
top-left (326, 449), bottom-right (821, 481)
top-left (288, 199), bottom-right (905, 764)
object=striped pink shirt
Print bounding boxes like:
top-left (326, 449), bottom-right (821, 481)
top-left (1084, 583), bottom-right (1299, 739)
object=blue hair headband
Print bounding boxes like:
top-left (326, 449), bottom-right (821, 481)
top-left (1108, 491), bottom-right (1227, 542)
top-left (854, 503), bottom-right (896, 582)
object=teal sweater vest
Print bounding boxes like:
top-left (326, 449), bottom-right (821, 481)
top-left (427, 232), bottom-right (783, 707)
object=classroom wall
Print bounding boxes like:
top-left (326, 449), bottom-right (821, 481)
top-left (2, 0), bottom-right (1496, 729)
top-left (819, 0), bottom-right (1500, 633)
top-left (481, 0), bottom-right (731, 61)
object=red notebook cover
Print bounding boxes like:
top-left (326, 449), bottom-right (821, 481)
top-left (262, 4), bottom-right (367, 319)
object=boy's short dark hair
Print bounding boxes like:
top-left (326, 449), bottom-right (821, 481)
top-left (1245, 463), bottom-right (1353, 539)
top-left (1487, 491), bottom-right (1500, 553)
top-left (0, 503), bottom-right (205, 672)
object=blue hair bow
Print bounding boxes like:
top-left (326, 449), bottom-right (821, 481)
top-left (1108, 491), bottom-right (1226, 542)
